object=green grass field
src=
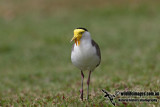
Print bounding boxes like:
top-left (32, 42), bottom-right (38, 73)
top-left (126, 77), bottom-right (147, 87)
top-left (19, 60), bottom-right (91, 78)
top-left (0, 0), bottom-right (160, 106)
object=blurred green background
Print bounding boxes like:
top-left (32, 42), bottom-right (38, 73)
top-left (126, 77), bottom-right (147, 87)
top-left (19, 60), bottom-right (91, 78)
top-left (0, 0), bottom-right (160, 106)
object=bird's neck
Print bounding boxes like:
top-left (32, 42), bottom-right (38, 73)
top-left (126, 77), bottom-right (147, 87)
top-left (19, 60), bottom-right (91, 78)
top-left (81, 32), bottom-right (91, 41)
top-left (80, 37), bottom-right (91, 47)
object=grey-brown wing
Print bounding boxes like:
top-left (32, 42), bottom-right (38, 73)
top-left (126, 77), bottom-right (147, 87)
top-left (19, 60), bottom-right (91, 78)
top-left (91, 39), bottom-right (101, 67)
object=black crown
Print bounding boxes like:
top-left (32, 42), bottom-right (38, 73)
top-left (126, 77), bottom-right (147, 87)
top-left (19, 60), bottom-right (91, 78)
top-left (76, 27), bottom-right (88, 31)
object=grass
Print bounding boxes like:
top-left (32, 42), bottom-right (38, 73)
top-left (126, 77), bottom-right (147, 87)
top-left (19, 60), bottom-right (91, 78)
top-left (0, 0), bottom-right (160, 106)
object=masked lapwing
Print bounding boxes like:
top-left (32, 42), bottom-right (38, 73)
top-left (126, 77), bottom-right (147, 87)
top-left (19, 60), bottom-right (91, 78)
top-left (70, 27), bottom-right (101, 100)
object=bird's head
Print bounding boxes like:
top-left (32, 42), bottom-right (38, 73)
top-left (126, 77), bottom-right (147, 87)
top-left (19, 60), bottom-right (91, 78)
top-left (70, 27), bottom-right (88, 46)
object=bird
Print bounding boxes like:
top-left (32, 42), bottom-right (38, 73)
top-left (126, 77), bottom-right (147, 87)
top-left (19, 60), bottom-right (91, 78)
top-left (70, 27), bottom-right (101, 100)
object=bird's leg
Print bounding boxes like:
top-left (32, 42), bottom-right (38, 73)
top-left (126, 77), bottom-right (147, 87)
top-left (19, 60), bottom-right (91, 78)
top-left (87, 70), bottom-right (92, 100)
top-left (80, 70), bottom-right (84, 101)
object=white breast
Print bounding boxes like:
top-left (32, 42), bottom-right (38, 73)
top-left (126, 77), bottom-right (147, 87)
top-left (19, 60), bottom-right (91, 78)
top-left (71, 37), bottom-right (100, 71)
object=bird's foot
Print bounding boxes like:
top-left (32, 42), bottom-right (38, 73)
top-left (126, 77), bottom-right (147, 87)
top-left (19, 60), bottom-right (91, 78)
top-left (87, 95), bottom-right (89, 100)
top-left (80, 89), bottom-right (83, 101)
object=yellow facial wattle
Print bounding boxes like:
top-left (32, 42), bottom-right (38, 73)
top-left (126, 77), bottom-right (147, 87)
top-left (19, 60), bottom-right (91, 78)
top-left (70, 29), bottom-right (85, 46)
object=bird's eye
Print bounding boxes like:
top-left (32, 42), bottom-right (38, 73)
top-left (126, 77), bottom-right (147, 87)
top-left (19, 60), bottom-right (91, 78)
top-left (80, 32), bottom-right (83, 34)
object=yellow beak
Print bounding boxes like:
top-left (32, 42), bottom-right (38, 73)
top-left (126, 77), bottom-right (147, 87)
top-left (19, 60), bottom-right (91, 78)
top-left (70, 35), bottom-right (80, 46)
top-left (70, 36), bottom-right (76, 42)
